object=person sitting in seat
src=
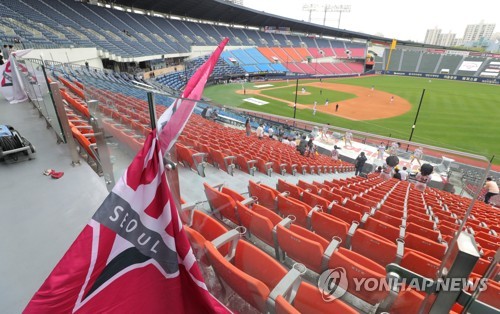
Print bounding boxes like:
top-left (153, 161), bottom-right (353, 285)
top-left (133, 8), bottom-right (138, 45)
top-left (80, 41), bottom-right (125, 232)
top-left (305, 138), bottom-right (314, 156)
top-left (297, 136), bottom-right (307, 155)
top-left (393, 168), bottom-right (402, 180)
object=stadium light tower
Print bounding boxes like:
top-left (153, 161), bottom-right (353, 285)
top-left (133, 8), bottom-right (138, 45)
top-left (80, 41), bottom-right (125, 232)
top-left (302, 4), bottom-right (319, 23)
top-left (331, 4), bottom-right (351, 29)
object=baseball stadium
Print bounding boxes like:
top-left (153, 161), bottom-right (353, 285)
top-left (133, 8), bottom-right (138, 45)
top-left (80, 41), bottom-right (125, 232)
top-left (0, 0), bottom-right (499, 313)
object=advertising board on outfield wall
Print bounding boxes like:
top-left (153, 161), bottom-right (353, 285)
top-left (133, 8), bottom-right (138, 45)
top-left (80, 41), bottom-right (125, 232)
top-left (376, 70), bottom-right (500, 84)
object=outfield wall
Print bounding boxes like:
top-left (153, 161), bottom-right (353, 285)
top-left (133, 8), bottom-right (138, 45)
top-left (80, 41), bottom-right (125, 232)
top-left (376, 70), bottom-right (500, 85)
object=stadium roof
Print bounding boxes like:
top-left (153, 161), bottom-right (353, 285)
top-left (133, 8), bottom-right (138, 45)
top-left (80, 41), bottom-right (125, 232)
top-left (113, 0), bottom-right (466, 50)
top-left (113, 0), bottom-right (394, 43)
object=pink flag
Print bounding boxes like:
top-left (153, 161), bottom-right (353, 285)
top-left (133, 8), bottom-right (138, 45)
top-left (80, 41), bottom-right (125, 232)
top-left (158, 38), bottom-right (229, 153)
top-left (25, 39), bottom-right (230, 313)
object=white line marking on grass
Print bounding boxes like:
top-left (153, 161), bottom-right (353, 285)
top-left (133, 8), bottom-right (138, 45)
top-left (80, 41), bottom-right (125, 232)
top-left (253, 84), bottom-right (274, 88)
top-left (244, 98), bottom-right (269, 106)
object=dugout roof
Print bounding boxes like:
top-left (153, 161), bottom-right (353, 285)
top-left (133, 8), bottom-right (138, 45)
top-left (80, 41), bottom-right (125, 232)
top-left (113, 0), bottom-right (401, 44)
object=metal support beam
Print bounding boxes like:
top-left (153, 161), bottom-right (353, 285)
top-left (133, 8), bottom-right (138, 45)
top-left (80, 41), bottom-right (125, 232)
top-left (49, 82), bottom-right (80, 166)
top-left (88, 100), bottom-right (116, 191)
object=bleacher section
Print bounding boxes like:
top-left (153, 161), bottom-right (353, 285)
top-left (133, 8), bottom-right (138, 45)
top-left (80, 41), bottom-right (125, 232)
top-left (415, 53), bottom-right (440, 73)
top-left (188, 173), bottom-right (500, 313)
top-left (437, 55), bottom-right (463, 74)
top-left (400, 50), bottom-right (420, 72)
top-left (0, 0), bottom-right (366, 62)
top-left (384, 49), bottom-right (403, 71)
top-left (157, 55), bottom-right (245, 90)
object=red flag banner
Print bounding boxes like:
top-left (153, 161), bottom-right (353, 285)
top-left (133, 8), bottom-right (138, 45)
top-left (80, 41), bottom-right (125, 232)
top-left (25, 39), bottom-right (230, 313)
top-left (157, 38), bottom-right (229, 154)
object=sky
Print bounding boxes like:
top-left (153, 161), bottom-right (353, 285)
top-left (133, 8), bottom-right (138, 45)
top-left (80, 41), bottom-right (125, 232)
top-left (243, 0), bottom-right (500, 42)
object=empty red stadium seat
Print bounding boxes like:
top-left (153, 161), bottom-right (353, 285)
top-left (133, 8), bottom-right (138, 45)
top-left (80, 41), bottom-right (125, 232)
top-left (328, 247), bottom-right (389, 305)
top-left (351, 228), bottom-right (398, 266)
top-left (237, 202), bottom-right (281, 247)
top-left (203, 183), bottom-right (239, 224)
top-left (310, 211), bottom-right (350, 244)
top-left (205, 239), bottom-right (286, 312)
top-left (276, 224), bottom-right (329, 273)
top-left (248, 180), bottom-right (279, 211)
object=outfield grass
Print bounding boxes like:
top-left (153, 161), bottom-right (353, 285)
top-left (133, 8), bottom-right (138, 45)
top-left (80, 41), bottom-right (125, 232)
top-left (203, 76), bottom-right (500, 163)
top-left (260, 85), bottom-right (356, 105)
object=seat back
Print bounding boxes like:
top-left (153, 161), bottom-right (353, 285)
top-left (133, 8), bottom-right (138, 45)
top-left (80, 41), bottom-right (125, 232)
top-left (248, 180), bottom-right (277, 211)
top-left (237, 202), bottom-right (280, 246)
top-left (221, 186), bottom-right (245, 202)
top-left (329, 248), bottom-right (388, 305)
top-left (344, 199), bottom-right (371, 215)
top-left (277, 179), bottom-right (303, 200)
top-left (373, 210), bottom-right (402, 228)
top-left (406, 222), bottom-right (440, 242)
top-left (297, 180), bottom-right (319, 194)
top-left (320, 189), bottom-right (344, 204)
top-left (364, 216), bottom-right (401, 242)
top-left (351, 229), bottom-right (397, 266)
top-left (203, 183), bottom-right (239, 224)
top-left (275, 295), bottom-right (300, 314)
top-left (330, 203), bottom-right (362, 224)
top-left (277, 224), bottom-right (327, 273)
top-left (404, 232), bottom-right (446, 260)
top-left (205, 240), bottom-right (270, 312)
top-left (310, 211), bottom-right (349, 243)
top-left (294, 282), bottom-right (358, 314)
top-left (277, 194), bottom-right (311, 227)
top-left (301, 191), bottom-right (330, 210)
top-left (233, 240), bottom-right (288, 293)
top-left (400, 250), bottom-right (440, 279)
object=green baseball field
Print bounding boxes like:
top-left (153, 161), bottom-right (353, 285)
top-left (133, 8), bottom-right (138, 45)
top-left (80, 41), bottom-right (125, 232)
top-left (203, 76), bottom-right (500, 165)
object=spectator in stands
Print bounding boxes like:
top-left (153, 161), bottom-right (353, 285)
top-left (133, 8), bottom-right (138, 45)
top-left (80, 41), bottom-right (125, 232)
top-left (484, 177), bottom-right (499, 204)
top-left (245, 118), bottom-right (251, 136)
top-left (282, 137), bottom-right (290, 145)
top-left (256, 124), bottom-right (264, 140)
top-left (201, 107), bottom-right (209, 119)
top-left (205, 107), bottom-right (213, 120)
top-left (415, 171), bottom-right (431, 192)
top-left (377, 142), bottom-right (385, 160)
top-left (393, 168), bottom-right (402, 180)
top-left (389, 142), bottom-right (400, 156)
top-left (322, 124), bottom-right (329, 140)
top-left (374, 166), bottom-right (383, 173)
top-left (85, 60), bottom-right (89, 70)
top-left (289, 137), bottom-right (297, 149)
top-left (305, 138), bottom-right (314, 156)
top-left (2, 45), bottom-right (10, 59)
top-left (331, 145), bottom-right (340, 161)
top-left (344, 130), bottom-right (353, 147)
top-left (410, 147), bottom-right (424, 165)
top-left (268, 126), bottom-right (274, 139)
top-left (400, 166), bottom-right (409, 181)
top-left (277, 126), bottom-right (285, 141)
top-left (380, 164), bottom-right (393, 180)
top-left (354, 152), bottom-right (367, 176)
top-left (210, 109), bottom-right (219, 122)
top-left (298, 136), bottom-right (307, 155)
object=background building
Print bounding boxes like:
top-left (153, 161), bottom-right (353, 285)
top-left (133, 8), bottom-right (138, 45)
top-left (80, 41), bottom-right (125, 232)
top-left (424, 27), bottom-right (441, 45)
top-left (438, 32), bottom-right (457, 47)
top-left (463, 21), bottom-right (496, 42)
